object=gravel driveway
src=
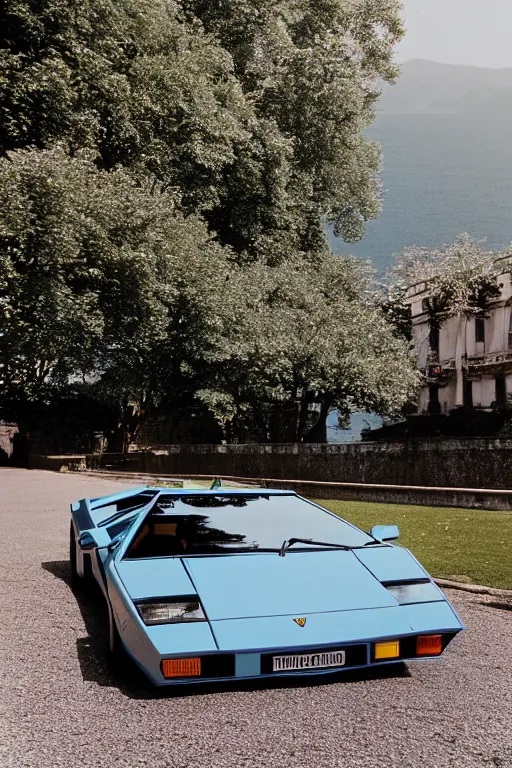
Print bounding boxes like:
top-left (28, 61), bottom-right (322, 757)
top-left (1, 468), bottom-right (511, 768)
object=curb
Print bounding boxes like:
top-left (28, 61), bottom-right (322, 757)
top-left (71, 470), bottom-right (257, 487)
top-left (434, 578), bottom-right (512, 599)
top-left (76, 470), bottom-right (185, 485)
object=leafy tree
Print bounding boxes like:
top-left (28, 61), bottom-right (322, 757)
top-left (1, 0), bottom-right (404, 259)
top-left (387, 235), bottom-right (506, 329)
top-left (0, 146), bottom-right (229, 412)
top-left (0, 0), bottom-right (417, 447)
top-left (198, 253), bottom-right (419, 441)
top-left (0, 0), bottom-right (249, 212)
top-left (180, 0), bottom-right (404, 255)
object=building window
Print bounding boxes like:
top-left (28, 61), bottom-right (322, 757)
top-left (429, 325), bottom-right (440, 357)
top-left (475, 316), bottom-right (485, 345)
top-left (464, 379), bottom-right (473, 408)
top-left (509, 312), bottom-right (512, 349)
top-left (495, 374), bottom-right (507, 407)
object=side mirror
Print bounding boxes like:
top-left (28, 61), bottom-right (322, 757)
top-left (370, 524), bottom-right (400, 542)
top-left (78, 527), bottom-right (111, 551)
top-left (78, 531), bottom-right (99, 551)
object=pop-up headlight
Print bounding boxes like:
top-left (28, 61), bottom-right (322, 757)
top-left (136, 598), bottom-right (206, 626)
top-left (385, 580), bottom-right (442, 605)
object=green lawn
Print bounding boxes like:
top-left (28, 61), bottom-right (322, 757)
top-left (314, 499), bottom-right (512, 591)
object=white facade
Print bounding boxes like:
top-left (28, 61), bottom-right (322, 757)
top-left (405, 271), bottom-right (512, 414)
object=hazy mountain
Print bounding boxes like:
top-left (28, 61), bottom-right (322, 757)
top-left (427, 87), bottom-right (512, 114)
top-left (379, 59), bottom-right (512, 114)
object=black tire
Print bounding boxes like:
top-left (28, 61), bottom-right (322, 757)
top-left (108, 608), bottom-right (149, 688)
top-left (108, 608), bottom-right (135, 679)
top-left (69, 520), bottom-right (81, 591)
top-left (109, 607), bottom-right (126, 660)
top-left (70, 521), bottom-right (93, 591)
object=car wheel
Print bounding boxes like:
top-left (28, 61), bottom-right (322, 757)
top-left (69, 521), bottom-right (81, 591)
top-left (108, 606), bottom-right (127, 664)
top-left (109, 612), bottom-right (133, 680)
top-left (108, 607), bottom-right (144, 685)
top-left (70, 521), bottom-right (94, 591)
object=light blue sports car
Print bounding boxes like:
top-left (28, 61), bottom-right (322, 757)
top-left (70, 487), bottom-right (463, 686)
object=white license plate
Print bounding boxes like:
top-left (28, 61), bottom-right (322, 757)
top-left (272, 650), bottom-right (346, 672)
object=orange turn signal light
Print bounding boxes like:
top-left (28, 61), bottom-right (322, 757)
top-left (161, 657), bottom-right (201, 678)
top-left (416, 635), bottom-right (443, 656)
top-left (374, 640), bottom-right (400, 660)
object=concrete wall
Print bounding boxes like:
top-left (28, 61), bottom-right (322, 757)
top-left (108, 439), bottom-right (512, 491)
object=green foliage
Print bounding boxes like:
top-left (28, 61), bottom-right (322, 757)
top-left (0, 0), bottom-right (249, 212)
top-left (0, 0), bottom-right (416, 444)
top-left (182, 0), bottom-right (404, 253)
top-left (198, 254), bottom-right (420, 440)
top-left (0, 146), bottom-right (227, 403)
top-left (387, 235), bottom-right (506, 323)
top-left (1, 0), bottom-right (404, 257)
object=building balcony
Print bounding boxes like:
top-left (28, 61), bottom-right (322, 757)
top-left (466, 349), bottom-right (512, 374)
top-left (420, 358), bottom-right (456, 386)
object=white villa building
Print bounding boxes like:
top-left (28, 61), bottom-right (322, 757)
top-left (404, 270), bottom-right (512, 414)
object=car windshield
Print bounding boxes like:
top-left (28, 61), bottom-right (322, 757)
top-left (123, 494), bottom-right (373, 558)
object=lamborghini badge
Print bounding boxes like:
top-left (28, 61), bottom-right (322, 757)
top-left (293, 618), bottom-right (307, 627)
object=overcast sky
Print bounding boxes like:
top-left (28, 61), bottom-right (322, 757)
top-left (398, 0), bottom-right (512, 69)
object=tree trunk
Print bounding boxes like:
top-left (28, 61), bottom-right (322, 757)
top-left (303, 395), bottom-right (332, 443)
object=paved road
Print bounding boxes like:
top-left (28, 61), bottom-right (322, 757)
top-left (1, 468), bottom-right (511, 768)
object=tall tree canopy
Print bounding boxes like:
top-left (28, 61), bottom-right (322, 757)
top-left (198, 253), bottom-right (419, 441)
top-left (181, 0), bottom-right (403, 254)
top-left (1, 0), bottom-right (403, 257)
top-left (0, 0), bottom-right (417, 445)
top-left (0, 0), bottom-right (249, 212)
top-left (0, 146), bottom-right (229, 402)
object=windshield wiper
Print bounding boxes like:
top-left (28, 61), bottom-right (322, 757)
top-left (279, 537), bottom-right (378, 557)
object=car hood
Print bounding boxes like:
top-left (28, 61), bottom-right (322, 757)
top-left (114, 549), bottom-right (461, 655)
top-left (183, 550), bottom-right (399, 621)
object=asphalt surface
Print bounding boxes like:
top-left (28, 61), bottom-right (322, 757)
top-left (1, 468), bottom-right (511, 768)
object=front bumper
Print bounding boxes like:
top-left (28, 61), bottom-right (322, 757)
top-left (129, 631), bottom-right (460, 687)
top-left (111, 583), bottom-right (464, 686)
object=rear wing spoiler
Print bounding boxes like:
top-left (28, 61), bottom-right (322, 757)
top-left (70, 486), bottom-right (149, 533)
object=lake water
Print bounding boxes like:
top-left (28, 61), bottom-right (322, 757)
top-left (329, 112), bottom-right (512, 274)
top-left (327, 112), bottom-right (512, 441)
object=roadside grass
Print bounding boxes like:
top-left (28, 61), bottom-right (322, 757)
top-left (314, 499), bottom-right (512, 591)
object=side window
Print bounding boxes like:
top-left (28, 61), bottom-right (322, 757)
top-left (96, 492), bottom-right (158, 526)
top-left (107, 515), bottom-right (140, 540)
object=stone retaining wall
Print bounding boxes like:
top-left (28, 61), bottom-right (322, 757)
top-left (126, 439), bottom-right (512, 491)
top-left (30, 438), bottom-right (512, 510)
